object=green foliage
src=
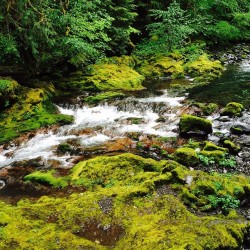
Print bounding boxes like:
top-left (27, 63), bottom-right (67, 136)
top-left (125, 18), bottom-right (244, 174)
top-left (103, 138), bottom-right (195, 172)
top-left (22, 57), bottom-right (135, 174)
top-left (209, 21), bottom-right (241, 42)
top-left (233, 12), bottom-right (250, 39)
top-left (198, 154), bottom-right (215, 166)
top-left (0, 0), bottom-right (137, 72)
top-left (208, 195), bottom-right (240, 211)
top-left (218, 157), bottom-right (237, 168)
top-left (135, 1), bottom-right (197, 56)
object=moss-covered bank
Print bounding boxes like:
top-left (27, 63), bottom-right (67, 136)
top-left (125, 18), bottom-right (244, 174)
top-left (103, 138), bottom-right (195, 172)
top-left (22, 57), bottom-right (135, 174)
top-left (0, 78), bottom-right (73, 144)
top-left (21, 153), bottom-right (250, 249)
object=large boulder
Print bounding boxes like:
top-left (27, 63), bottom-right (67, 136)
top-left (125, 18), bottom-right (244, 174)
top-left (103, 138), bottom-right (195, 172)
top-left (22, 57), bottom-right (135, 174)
top-left (179, 114), bottom-right (212, 136)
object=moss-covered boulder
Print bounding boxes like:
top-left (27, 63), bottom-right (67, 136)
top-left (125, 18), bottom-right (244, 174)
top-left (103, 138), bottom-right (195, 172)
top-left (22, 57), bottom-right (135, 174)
top-left (0, 188), bottom-right (248, 249)
top-left (185, 54), bottom-right (224, 80)
top-left (138, 54), bottom-right (185, 78)
top-left (200, 149), bottom-right (226, 161)
top-left (222, 139), bottom-right (241, 154)
top-left (231, 123), bottom-right (250, 135)
top-left (179, 114), bottom-right (213, 135)
top-left (221, 102), bottom-right (244, 117)
top-left (203, 141), bottom-right (228, 153)
top-left (193, 102), bottom-right (219, 115)
top-left (173, 147), bottom-right (199, 167)
top-left (85, 63), bottom-right (145, 91)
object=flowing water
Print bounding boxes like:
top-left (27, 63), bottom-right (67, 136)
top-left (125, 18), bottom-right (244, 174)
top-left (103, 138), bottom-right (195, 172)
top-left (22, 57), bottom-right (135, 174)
top-left (0, 89), bottom-right (186, 169)
top-left (0, 55), bottom-right (250, 172)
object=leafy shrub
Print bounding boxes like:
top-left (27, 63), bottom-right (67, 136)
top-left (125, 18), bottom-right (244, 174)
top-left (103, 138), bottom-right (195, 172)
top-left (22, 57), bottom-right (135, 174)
top-left (209, 21), bottom-right (241, 43)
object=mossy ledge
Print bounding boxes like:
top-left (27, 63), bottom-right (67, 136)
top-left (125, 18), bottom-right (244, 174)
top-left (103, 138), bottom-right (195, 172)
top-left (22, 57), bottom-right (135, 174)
top-left (0, 79), bottom-right (74, 144)
top-left (19, 153), bottom-right (250, 249)
top-left (137, 53), bottom-right (223, 82)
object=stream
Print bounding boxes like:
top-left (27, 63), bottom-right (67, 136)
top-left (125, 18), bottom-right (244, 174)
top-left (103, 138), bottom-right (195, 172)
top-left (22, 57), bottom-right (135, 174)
top-left (0, 50), bottom-right (249, 203)
top-left (0, 89), bottom-right (186, 169)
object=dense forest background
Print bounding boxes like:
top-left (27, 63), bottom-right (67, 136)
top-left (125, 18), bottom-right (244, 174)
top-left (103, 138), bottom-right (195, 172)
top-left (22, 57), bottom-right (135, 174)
top-left (0, 0), bottom-right (249, 74)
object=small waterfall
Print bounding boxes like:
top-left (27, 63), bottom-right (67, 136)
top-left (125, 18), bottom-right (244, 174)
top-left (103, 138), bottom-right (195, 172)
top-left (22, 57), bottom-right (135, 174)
top-left (0, 89), bottom-right (185, 168)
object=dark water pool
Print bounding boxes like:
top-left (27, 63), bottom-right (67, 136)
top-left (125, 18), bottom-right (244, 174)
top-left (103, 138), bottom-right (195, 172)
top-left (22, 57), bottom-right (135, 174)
top-left (188, 60), bottom-right (250, 108)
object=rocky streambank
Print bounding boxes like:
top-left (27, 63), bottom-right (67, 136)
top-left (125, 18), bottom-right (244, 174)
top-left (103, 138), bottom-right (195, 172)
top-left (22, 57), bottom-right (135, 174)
top-left (0, 46), bottom-right (250, 249)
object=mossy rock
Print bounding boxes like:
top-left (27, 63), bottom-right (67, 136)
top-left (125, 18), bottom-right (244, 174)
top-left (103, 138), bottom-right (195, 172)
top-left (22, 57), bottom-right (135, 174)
top-left (85, 62), bottom-right (145, 91)
top-left (173, 147), bottom-right (199, 167)
top-left (179, 114), bottom-right (212, 135)
top-left (221, 102), bottom-right (244, 117)
top-left (24, 170), bottom-right (68, 188)
top-left (0, 84), bottom-right (74, 144)
top-left (203, 141), bottom-right (228, 153)
top-left (137, 55), bottom-right (185, 78)
top-left (185, 54), bottom-right (224, 81)
top-left (222, 139), bottom-right (241, 154)
top-left (200, 150), bottom-right (225, 161)
top-left (193, 102), bottom-right (219, 115)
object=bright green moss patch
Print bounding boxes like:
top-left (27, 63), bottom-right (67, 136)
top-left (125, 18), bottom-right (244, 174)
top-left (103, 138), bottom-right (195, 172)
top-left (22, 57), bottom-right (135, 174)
top-left (24, 170), bottom-right (68, 188)
top-left (175, 171), bottom-right (250, 212)
top-left (221, 102), bottom-right (245, 117)
top-left (203, 141), bottom-right (228, 153)
top-left (85, 63), bottom-right (145, 91)
top-left (222, 139), bottom-right (241, 154)
top-left (179, 114), bottom-right (212, 135)
top-left (70, 153), bottom-right (166, 188)
top-left (138, 54), bottom-right (185, 78)
top-left (19, 153), bottom-right (250, 248)
top-left (173, 147), bottom-right (199, 167)
top-left (185, 54), bottom-right (224, 81)
top-left (0, 183), bottom-right (248, 249)
top-left (0, 85), bottom-right (74, 144)
top-left (137, 53), bottom-right (223, 82)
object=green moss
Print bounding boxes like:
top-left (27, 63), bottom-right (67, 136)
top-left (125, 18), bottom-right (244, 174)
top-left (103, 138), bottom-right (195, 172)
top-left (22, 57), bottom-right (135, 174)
top-left (0, 86), bottom-right (74, 144)
top-left (0, 183), bottom-right (247, 249)
top-left (86, 63), bottom-right (145, 91)
top-left (221, 102), bottom-right (245, 117)
top-left (70, 153), bottom-right (164, 188)
top-left (200, 150), bottom-right (225, 161)
top-left (12, 153), bottom-right (250, 248)
top-left (173, 147), bottom-right (199, 167)
top-left (223, 140), bottom-right (241, 154)
top-left (83, 91), bottom-right (125, 104)
top-left (24, 170), bottom-right (68, 188)
top-left (203, 141), bottom-right (228, 153)
top-left (137, 55), bottom-right (185, 78)
top-left (193, 102), bottom-right (219, 115)
top-left (179, 114), bottom-right (212, 135)
top-left (184, 54), bottom-right (224, 81)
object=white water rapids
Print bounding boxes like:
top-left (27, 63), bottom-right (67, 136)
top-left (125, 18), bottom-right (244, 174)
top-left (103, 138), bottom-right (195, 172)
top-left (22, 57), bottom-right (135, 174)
top-left (0, 90), bottom-right (185, 168)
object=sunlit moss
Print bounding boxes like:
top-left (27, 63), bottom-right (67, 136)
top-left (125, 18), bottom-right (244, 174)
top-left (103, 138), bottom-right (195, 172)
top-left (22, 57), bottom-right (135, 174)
top-left (0, 85), bottom-right (73, 144)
